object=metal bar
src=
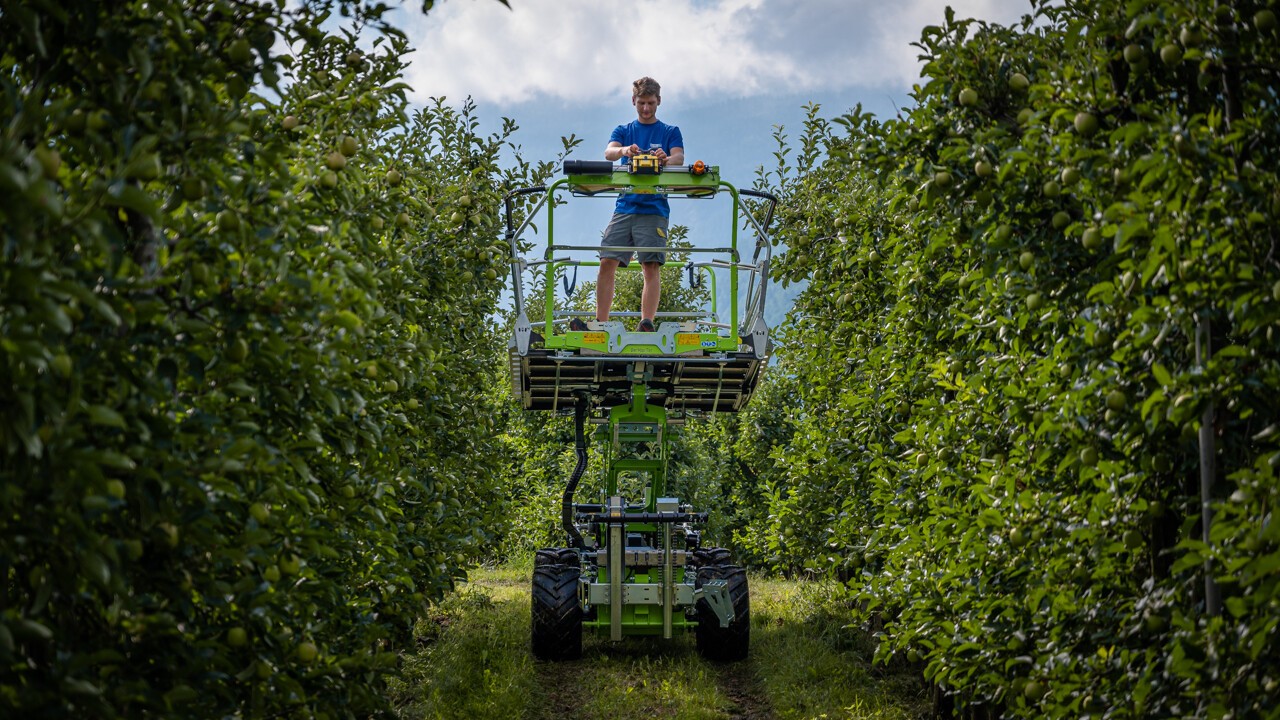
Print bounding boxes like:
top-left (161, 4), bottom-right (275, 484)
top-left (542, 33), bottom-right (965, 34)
top-left (551, 361), bottom-right (562, 414)
top-left (525, 256), bottom-right (572, 268)
top-left (711, 363), bottom-right (725, 416)
top-left (551, 244), bottom-right (739, 259)
top-left (505, 186), bottom-right (551, 256)
top-left (662, 523), bottom-right (673, 640)
top-left (703, 260), bottom-right (759, 271)
top-left (577, 511), bottom-right (710, 524)
top-left (731, 207), bottom-right (739, 337)
top-left (610, 519), bottom-right (623, 642)
top-left (511, 261), bottom-right (525, 317)
top-left (539, 355), bottom-right (744, 364)
top-left (554, 310), bottom-right (714, 318)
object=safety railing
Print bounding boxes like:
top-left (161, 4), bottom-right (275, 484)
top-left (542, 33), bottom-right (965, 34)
top-left (502, 165), bottom-right (776, 349)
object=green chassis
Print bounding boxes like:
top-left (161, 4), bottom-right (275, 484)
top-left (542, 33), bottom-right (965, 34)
top-left (505, 163), bottom-right (775, 643)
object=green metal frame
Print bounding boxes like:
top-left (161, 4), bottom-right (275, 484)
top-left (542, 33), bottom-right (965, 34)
top-left (582, 380), bottom-right (690, 637)
top-left (541, 169), bottom-right (742, 342)
top-left (506, 164), bottom-right (775, 643)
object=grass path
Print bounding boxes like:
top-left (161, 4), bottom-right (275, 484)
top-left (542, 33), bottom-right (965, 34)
top-left (388, 566), bottom-right (929, 719)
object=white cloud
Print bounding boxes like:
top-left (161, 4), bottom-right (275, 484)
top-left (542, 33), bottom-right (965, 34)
top-left (398, 0), bottom-right (1031, 107)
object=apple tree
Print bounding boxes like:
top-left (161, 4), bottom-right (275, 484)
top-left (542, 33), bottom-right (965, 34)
top-left (0, 0), bottom-right (541, 717)
top-left (749, 0), bottom-right (1279, 716)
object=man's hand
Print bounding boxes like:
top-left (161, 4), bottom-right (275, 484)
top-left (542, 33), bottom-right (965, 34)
top-left (649, 147), bottom-right (668, 164)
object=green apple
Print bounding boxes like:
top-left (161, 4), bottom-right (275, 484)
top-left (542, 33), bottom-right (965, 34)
top-left (1074, 111), bottom-right (1099, 137)
top-left (51, 353), bottom-right (73, 377)
top-left (1254, 9), bottom-right (1276, 32)
top-left (1082, 227), bottom-right (1102, 250)
top-left (1079, 447), bottom-right (1099, 467)
top-left (296, 641), bottom-right (318, 663)
top-left (216, 210), bottom-right (240, 232)
top-left (226, 338), bottom-right (249, 363)
top-left (1106, 390), bottom-right (1127, 411)
top-left (181, 177), bottom-right (207, 201)
top-left (227, 39), bottom-right (253, 66)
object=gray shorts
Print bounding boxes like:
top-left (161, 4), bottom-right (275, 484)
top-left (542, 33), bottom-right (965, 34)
top-left (600, 213), bottom-right (668, 267)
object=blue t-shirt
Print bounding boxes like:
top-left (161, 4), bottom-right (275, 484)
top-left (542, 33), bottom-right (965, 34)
top-left (611, 119), bottom-right (684, 217)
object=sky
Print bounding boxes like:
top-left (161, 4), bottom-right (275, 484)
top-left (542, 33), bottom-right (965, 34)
top-left (383, 0), bottom-right (1036, 321)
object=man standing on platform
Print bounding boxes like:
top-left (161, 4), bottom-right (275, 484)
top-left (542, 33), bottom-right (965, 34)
top-left (572, 76), bottom-right (684, 333)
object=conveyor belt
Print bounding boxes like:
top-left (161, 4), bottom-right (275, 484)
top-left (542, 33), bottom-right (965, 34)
top-left (508, 343), bottom-right (767, 417)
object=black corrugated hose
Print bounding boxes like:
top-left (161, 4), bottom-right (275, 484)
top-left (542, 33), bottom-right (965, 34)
top-left (561, 393), bottom-right (590, 549)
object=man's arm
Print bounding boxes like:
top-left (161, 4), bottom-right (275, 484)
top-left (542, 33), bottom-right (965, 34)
top-left (666, 147), bottom-right (684, 166)
top-left (605, 142), bottom-right (641, 162)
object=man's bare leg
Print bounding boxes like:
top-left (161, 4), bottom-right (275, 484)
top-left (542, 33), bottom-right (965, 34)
top-left (597, 258), bottom-right (621, 322)
top-left (640, 262), bottom-right (661, 322)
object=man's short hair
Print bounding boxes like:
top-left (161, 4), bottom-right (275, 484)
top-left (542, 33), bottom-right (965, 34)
top-left (632, 76), bottom-right (661, 99)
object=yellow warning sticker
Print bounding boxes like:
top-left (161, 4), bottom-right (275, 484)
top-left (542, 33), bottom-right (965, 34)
top-left (581, 332), bottom-right (607, 344)
top-left (675, 333), bottom-right (701, 345)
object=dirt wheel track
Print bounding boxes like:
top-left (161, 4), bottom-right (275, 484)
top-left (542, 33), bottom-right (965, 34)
top-left (713, 661), bottom-right (776, 720)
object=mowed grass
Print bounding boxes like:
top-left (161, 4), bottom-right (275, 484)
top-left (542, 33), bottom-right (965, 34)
top-left (389, 565), bottom-right (929, 720)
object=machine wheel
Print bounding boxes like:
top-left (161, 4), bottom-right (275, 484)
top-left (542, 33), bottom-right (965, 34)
top-left (690, 547), bottom-right (732, 567)
top-left (534, 548), bottom-right (579, 567)
top-left (531, 564), bottom-right (582, 660)
top-left (694, 565), bottom-right (749, 661)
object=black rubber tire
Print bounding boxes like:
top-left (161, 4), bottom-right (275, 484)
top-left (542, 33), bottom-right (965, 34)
top-left (694, 565), bottom-right (750, 662)
top-left (531, 564), bottom-right (582, 660)
top-left (690, 547), bottom-right (733, 567)
top-left (534, 548), bottom-right (579, 567)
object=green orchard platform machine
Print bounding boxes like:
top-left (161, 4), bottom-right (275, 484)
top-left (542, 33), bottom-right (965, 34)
top-left (502, 157), bottom-right (776, 661)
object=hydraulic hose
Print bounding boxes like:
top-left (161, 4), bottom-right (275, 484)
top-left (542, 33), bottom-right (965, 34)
top-left (561, 393), bottom-right (590, 549)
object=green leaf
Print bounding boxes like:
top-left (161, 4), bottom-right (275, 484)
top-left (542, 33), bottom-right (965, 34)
top-left (1152, 363), bottom-right (1172, 387)
top-left (86, 405), bottom-right (126, 428)
top-left (104, 182), bottom-right (159, 218)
